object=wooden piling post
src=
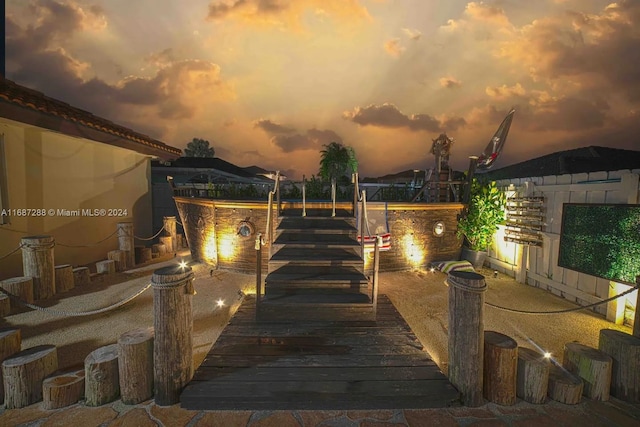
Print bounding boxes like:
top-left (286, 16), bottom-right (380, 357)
top-left (107, 250), bottom-right (127, 272)
top-left (118, 327), bottom-right (154, 404)
top-left (72, 267), bottom-right (90, 287)
top-left (483, 331), bottom-right (517, 405)
top-left (21, 235), bottom-right (55, 300)
top-left (0, 328), bottom-right (22, 404)
top-left (563, 342), bottom-right (612, 401)
top-left (447, 270), bottom-right (487, 407)
top-left (84, 344), bottom-right (120, 406)
top-left (517, 347), bottom-right (550, 404)
top-left (163, 216), bottom-right (177, 253)
top-left (0, 277), bottom-right (34, 303)
top-left (2, 345), bottom-right (58, 409)
top-left (152, 265), bottom-right (194, 406)
top-left (54, 265), bottom-right (74, 293)
top-left (598, 329), bottom-right (640, 402)
top-left (118, 222), bottom-right (135, 269)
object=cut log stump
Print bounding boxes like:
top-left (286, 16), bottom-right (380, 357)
top-left (96, 260), bottom-right (116, 275)
top-left (21, 235), bottom-right (55, 300)
top-left (160, 236), bottom-right (173, 254)
top-left (517, 347), bottom-right (550, 404)
top-left (54, 265), bottom-right (74, 293)
top-left (0, 295), bottom-right (9, 317)
top-left (0, 276), bottom-right (34, 304)
top-left (42, 367), bottom-right (85, 409)
top-left (2, 345), bottom-right (58, 409)
top-left (483, 330), bottom-right (517, 405)
top-left (72, 267), bottom-right (90, 287)
top-left (118, 327), bottom-right (154, 404)
top-left (598, 329), bottom-right (640, 402)
top-left (152, 244), bottom-right (166, 256)
top-left (0, 328), bottom-right (22, 404)
top-left (138, 247), bottom-right (152, 264)
top-left (548, 363), bottom-right (584, 405)
top-left (85, 344), bottom-right (120, 406)
top-left (107, 250), bottom-right (127, 272)
top-left (563, 342), bottom-right (612, 401)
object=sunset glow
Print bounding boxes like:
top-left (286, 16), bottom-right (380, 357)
top-left (6, 0), bottom-right (639, 179)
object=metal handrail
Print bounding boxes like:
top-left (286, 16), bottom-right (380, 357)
top-left (302, 175), bottom-right (307, 217)
top-left (331, 177), bottom-right (337, 217)
top-left (352, 172), bottom-right (359, 216)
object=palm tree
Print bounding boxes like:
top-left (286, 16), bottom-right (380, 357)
top-left (319, 142), bottom-right (358, 182)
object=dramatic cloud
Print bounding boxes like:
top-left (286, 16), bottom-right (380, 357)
top-left (486, 83), bottom-right (526, 99)
top-left (402, 28), bottom-right (422, 40)
top-left (270, 128), bottom-right (343, 153)
top-left (206, 0), bottom-right (370, 29)
top-left (383, 38), bottom-right (405, 57)
top-left (343, 103), bottom-right (444, 132)
top-left (254, 119), bottom-right (295, 134)
top-left (440, 76), bottom-right (462, 89)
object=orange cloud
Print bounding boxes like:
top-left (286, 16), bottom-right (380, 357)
top-left (485, 83), bottom-right (526, 99)
top-left (343, 103), bottom-right (457, 133)
top-left (440, 76), bottom-right (462, 89)
top-left (383, 38), bottom-right (405, 57)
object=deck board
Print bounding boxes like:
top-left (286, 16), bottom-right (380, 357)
top-left (180, 294), bottom-right (460, 410)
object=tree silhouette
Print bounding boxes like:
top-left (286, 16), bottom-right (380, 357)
top-left (184, 138), bottom-right (215, 157)
top-left (319, 142), bottom-right (358, 182)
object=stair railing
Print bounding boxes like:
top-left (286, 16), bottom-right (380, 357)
top-left (352, 172), bottom-right (359, 217)
top-left (264, 171), bottom-right (280, 258)
top-left (331, 177), bottom-right (337, 217)
top-left (358, 189), bottom-right (379, 312)
top-left (302, 175), bottom-right (307, 217)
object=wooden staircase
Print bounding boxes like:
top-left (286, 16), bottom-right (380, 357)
top-left (258, 208), bottom-right (376, 322)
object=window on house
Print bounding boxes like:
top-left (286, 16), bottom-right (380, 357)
top-left (0, 134), bottom-right (8, 225)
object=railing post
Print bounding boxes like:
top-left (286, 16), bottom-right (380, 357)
top-left (266, 191), bottom-right (273, 258)
top-left (360, 190), bottom-right (366, 261)
top-left (372, 235), bottom-right (381, 315)
top-left (255, 233), bottom-right (262, 318)
top-left (302, 175), bottom-right (307, 217)
top-left (275, 171), bottom-right (281, 215)
top-left (352, 173), bottom-right (358, 217)
top-left (331, 177), bottom-right (336, 217)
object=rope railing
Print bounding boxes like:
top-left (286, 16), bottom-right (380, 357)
top-left (0, 282), bottom-right (152, 317)
top-left (484, 285), bottom-right (639, 315)
top-left (134, 226), bottom-right (165, 241)
top-left (0, 244), bottom-right (25, 260)
top-left (57, 226), bottom-right (123, 248)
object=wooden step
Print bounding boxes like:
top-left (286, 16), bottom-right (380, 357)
top-left (277, 217), bottom-right (356, 231)
top-left (274, 232), bottom-right (359, 246)
top-left (280, 208), bottom-right (353, 218)
top-left (266, 265), bottom-right (368, 285)
top-left (258, 293), bottom-right (375, 322)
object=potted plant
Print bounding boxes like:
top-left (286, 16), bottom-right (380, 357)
top-left (456, 178), bottom-right (506, 268)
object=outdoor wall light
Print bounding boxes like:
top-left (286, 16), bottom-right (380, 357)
top-left (237, 220), bottom-right (255, 238)
top-left (433, 221), bottom-right (446, 237)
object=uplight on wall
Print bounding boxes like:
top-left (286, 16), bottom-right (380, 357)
top-left (218, 235), bottom-right (236, 260)
top-left (433, 221), bottom-right (446, 237)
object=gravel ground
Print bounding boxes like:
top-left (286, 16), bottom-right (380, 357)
top-left (2, 256), bottom-right (632, 375)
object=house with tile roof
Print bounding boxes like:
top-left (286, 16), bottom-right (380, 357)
top-left (0, 78), bottom-right (181, 280)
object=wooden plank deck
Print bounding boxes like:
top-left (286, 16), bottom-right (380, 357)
top-left (180, 294), bottom-right (460, 410)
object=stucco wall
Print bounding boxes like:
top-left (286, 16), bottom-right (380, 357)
top-left (0, 118), bottom-right (153, 280)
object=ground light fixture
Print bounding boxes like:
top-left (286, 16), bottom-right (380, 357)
top-left (178, 260), bottom-right (188, 270)
top-left (216, 298), bottom-right (225, 308)
top-left (544, 352), bottom-right (552, 359)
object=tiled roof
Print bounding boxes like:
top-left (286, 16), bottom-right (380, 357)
top-left (483, 146), bottom-right (640, 180)
top-left (0, 78), bottom-right (181, 159)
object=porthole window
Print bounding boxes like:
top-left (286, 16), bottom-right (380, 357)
top-left (433, 221), bottom-right (446, 237)
top-left (237, 220), bottom-right (255, 238)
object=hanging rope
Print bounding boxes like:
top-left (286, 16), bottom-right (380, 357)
top-left (57, 226), bottom-right (122, 248)
top-left (485, 285), bottom-right (638, 315)
top-left (134, 226), bottom-right (165, 241)
top-left (0, 244), bottom-right (24, 260)
top-left (0, 282), bottom-right (151, 317)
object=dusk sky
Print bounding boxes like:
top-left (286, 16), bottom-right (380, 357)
top-left (6, 0), bottom-right (640, 179)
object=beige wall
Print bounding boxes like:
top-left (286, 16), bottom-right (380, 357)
top-left (0, 118), bottom-right (153, 280)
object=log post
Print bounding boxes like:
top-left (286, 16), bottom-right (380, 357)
top-left (72, 267), bottom-right (90, 287)
top-left (96, 260), bottom-right (116, 275)
top-left (21, 235), bottom-right (55, 300)
top-left (447, 270), bottom-right (486, 407)
top-left (598, 329), bottom-right (640, 402)
top-left (84, 344), bottom-right (120, 406)
top-left (0, 295), bottom-right (9, 317)
top-left (563, 342), bottom-right (612, 401)
top-left (138, 247), bottom-right (152, 264)
top-left (0, 328), bottom-right (22, 404)
top-left (54, 265), bottom-right (74, 293)
top-left (118, 222), bottom-right (135, 268)
top-left (152, 244), bottom-right (166, 256)
top-left (152, 265), bottom-right (194, 406)
top-left (0, 276), bottom-right (34, 303)
top-left (107, 250), bottom-right (127, 272)
top-left (483, 331), bottom-right (517, 405)
top-left (163, 216), bottom-right (177, 253)
top-left (2, 345), bottom-right (58, 409)
top-left (548, 363), bottom-right (583, 404)
top-left (118, 327), bottom-right (154, 404)
top-left (516, 347), bottom-right (550, 404)
top-left (160, 236), bottom-right (173, 254)
top-left (42, 367), bottom-right (85, 409)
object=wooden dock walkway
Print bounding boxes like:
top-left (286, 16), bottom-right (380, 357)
top-left (180, 294), bottom-right (460, 410)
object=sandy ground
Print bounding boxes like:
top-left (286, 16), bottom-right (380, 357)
top-left (2, 253), bottom-right (632, 377)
